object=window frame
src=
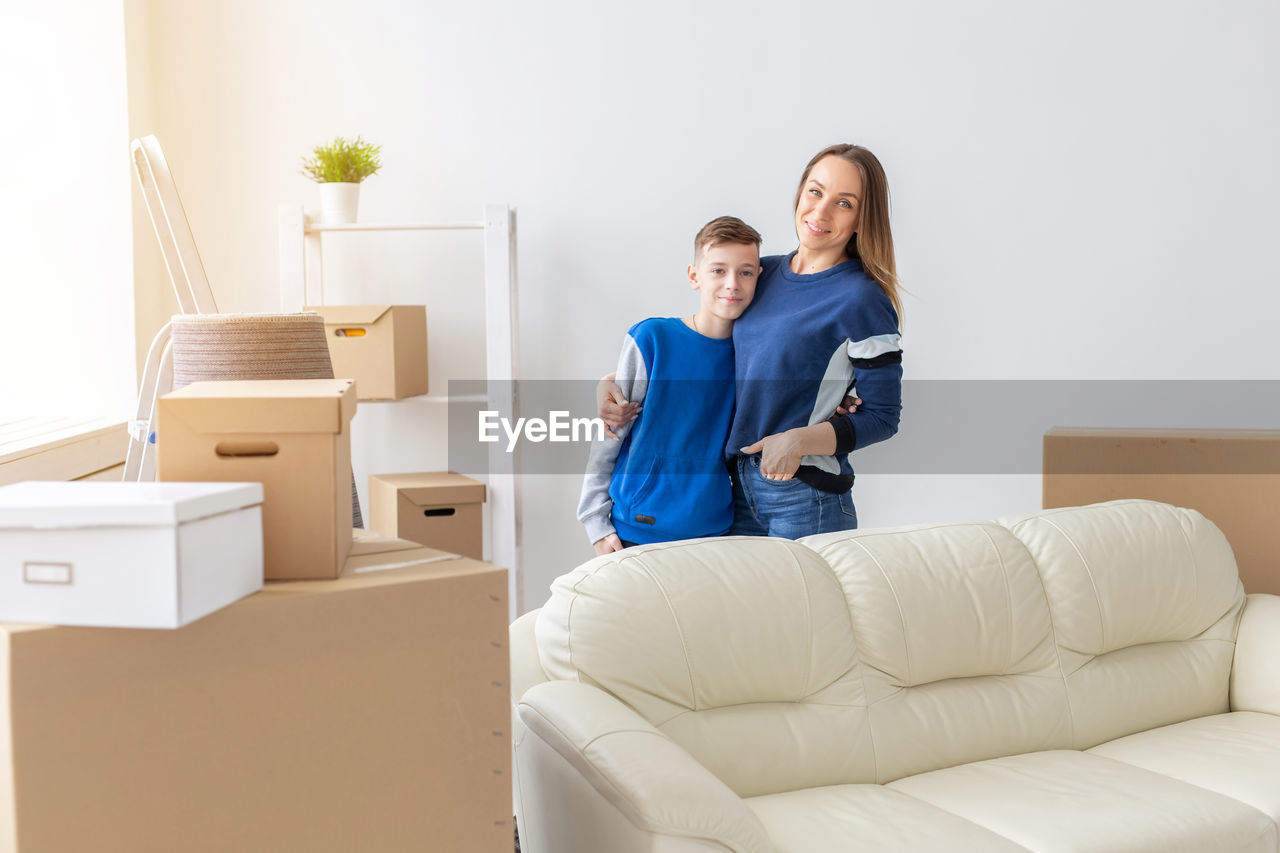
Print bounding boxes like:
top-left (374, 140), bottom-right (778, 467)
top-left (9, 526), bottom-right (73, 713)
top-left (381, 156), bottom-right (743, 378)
top-left (0, 418), bottom-right (129, 485)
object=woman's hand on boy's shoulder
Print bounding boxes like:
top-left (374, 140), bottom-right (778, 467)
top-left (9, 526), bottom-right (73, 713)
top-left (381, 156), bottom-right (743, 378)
top-left (597, 372), bottom-right (641, 439)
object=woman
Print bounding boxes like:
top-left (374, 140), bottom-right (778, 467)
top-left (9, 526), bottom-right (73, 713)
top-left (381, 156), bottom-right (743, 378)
top-left (603, 143), bottom-right (903, 538)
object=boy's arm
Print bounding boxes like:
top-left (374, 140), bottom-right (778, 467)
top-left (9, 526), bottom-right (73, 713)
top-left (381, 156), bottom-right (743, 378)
top-left (577, 334), bottom-right (650, 545)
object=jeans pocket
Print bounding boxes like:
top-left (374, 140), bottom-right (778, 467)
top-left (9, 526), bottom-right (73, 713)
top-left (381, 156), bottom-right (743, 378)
top-left (761, 475), bottom-right (807, 489)
top-left (837, 490), bottom-right (858, 522)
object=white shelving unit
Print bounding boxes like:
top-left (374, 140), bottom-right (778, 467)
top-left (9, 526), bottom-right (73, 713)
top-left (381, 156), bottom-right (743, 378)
top-left (277, 204), bottom-right (523, 616)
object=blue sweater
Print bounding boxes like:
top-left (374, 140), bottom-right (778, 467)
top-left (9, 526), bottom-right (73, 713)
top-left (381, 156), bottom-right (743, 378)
top-left (726, 253), bottom-right (903, 493)
top-left (578, 317), bottom-right (736, 545)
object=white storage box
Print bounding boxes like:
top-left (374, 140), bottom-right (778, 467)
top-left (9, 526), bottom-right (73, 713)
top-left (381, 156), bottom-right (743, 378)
top-left (0, 481), bottom-right (264, 629)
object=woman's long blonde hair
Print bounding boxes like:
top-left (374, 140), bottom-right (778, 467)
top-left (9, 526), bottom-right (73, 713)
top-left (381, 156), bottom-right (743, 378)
top-left (793, 144), bottom-right (902, 323)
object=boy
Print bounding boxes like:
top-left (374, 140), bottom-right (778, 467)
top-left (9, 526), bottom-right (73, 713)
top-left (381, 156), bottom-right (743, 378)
top-left (578, 216), bottom-right (761, 554)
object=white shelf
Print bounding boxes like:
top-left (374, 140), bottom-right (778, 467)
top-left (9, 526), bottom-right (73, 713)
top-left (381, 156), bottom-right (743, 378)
top-left (304, 222), bottom-right (484, 233)
top-left (278, 204), bottom-right (523, 617)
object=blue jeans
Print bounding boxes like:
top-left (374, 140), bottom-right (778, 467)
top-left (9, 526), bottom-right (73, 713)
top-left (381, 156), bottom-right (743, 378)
top-left (728, 455), bottom-right (857, 539)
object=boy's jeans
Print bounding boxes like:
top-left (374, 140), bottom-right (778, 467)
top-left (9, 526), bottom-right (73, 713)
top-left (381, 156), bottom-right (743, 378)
top-left (728, 455), bottom-right (857, 539)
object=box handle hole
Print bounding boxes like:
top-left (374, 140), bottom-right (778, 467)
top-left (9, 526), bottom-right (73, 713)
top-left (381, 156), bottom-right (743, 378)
top-left (423, 507), bottom-right (456, 517)
top-left (335, 328), bottom-right (367, 337)
top-left (24, 562), bottom-right (73, 585)
top-left (215, 441), bottom-right (279, 458)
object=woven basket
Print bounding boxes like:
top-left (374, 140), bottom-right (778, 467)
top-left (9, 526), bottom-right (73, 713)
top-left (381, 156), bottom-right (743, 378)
top-left (168, 312), bottom-right (362, 527)
top-left (171, 312), bottom-right (334, 388)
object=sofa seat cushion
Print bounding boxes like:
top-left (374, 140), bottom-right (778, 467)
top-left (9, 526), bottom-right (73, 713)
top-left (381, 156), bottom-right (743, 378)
top-left (1089, 711), bottom-right (1280, 826)
top-left (887, 749), bottom-right (1276, 852)
top-left (746, 784), bottom-right (1029, 852)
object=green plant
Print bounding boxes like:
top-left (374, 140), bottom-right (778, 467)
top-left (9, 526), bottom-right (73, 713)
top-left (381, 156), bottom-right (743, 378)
top-left (300, 136), bottom-right (383, 183)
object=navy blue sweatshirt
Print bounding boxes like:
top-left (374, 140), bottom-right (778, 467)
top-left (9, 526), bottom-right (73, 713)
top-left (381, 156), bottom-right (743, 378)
top-left (726, 254), bottom-right (903, 493)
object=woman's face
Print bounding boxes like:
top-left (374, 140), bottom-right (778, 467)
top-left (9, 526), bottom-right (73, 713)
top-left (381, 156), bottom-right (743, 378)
top-left (794, 155), bottom-right (863, 258)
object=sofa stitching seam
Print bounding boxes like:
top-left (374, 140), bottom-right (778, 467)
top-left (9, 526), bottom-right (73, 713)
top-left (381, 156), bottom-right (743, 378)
top-left (850, 537), bottom-right (912, 687)
top-left (1039, 515), bottom-right (1107, 653)
top-left (565, 592), bottom-right (579, 681)
top-left (845, 538), bottom-right (896, 782)
top-left (794, 549), bottom-right (814, 700)
top-left (1015, 519), bottom-right (1080, 748)
top-left (1162, 502), bottom-right (1201, 626)
top-left (808, 542), bottom-right (881, 774)
top-left (635, 559), bottom-right (700, 711)
top-left (563, 561), bottom-right (616, 680)
top-left (979, 526), bottom-right (1016, 676)
top-left (577, 726), bottom-right (665, 752)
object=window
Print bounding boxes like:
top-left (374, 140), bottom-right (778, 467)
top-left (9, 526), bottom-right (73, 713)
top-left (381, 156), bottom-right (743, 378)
top-left (0, 3), bottom-right (135, 423)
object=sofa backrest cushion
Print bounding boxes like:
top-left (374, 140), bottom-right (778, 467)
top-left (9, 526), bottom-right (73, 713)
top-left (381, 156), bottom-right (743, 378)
top-left (801, 521), bottom-right (1071, 782)
top-left (535, 536), bottom-right (876, 797)
top-left (998, 500), bottom-right (1245, 747)
top-left (530, 501), bottom-right (1246, 794)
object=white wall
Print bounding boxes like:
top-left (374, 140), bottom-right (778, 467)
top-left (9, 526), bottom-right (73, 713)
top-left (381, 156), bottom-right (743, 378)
top-left (127, 0), bottom-right (1280, 612)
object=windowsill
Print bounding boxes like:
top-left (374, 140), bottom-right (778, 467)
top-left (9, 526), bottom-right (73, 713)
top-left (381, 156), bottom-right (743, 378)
top-left (0, 417), bottom-right (128, 485)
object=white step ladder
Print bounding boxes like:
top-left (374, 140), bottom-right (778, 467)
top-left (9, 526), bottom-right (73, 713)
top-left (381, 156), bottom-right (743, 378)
top-left (124, 134), bottom-right (219, 482)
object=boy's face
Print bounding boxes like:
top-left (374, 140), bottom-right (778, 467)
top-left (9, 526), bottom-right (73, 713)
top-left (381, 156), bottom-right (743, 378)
top-left (686, 242), bottom-right (760, 321)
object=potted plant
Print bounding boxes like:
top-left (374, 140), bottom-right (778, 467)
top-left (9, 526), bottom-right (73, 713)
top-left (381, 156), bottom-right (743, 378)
top-left (300, 136), bottom-right (382, 224)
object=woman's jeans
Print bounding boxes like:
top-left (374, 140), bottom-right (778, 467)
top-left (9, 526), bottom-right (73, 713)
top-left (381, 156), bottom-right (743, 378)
top-left (728, 455), bottom-right (857, 539)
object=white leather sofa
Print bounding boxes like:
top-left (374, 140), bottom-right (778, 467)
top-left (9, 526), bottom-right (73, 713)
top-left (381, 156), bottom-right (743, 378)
top-left (509, 500), bottom-right (1280, 852)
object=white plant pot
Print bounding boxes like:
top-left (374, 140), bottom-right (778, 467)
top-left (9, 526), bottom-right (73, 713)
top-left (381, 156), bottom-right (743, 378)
top-left (318, 182), bottom-right (361, 224)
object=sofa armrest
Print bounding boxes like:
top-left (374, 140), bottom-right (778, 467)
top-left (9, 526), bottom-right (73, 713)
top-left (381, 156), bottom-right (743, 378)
top-left (509, 608), bottom-right (548, 709)
top-left (515, 680), bottom-right (773, 853)
top-left (1231, 593), bottom-right (1280, 715)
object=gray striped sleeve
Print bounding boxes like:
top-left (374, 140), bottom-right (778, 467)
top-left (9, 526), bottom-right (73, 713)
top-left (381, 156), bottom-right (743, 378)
top-left (577, 334), bottom-right (649, 545)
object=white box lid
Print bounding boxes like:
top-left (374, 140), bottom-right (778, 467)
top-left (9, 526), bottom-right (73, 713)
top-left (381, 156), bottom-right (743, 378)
top-left (0, 481), bottom-right (264, 529)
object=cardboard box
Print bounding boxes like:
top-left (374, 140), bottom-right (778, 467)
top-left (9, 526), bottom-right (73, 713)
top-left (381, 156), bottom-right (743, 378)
top-left (306, 305), bottom-right (429, 400)
top-left (157, 379), bottom-right (356, 580)
top-left (0, 557), bottom-right (511, 853)
top-left (343, 538), bottom-right (467, 574)
top-left (348, 525), bottom-right (426, 559)
top-left (0, 481), bottom-right (263, 629)
top-left (370, 472), bottom-right (486, 559)
top-left (1043, 427), bottom-right (1280, 594)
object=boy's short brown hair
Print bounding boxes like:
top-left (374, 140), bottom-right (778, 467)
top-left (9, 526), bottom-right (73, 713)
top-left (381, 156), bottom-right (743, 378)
top-left (694, 216), bottom-right (762, 261)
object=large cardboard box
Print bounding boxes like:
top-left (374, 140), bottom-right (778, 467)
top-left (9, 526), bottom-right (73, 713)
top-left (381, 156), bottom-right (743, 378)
top-left (157, 379), bottom-right (356, 580)
top-left (306, 305), bottom-right (429, 400)
top-left (0, 481), bottom-right (263, 628)
top-left (1043, 427), bottom-right (1280, 594)
top-left (0, 556), bottom-right (511, 853)
top-left (370, 471), bottom-right (486, 559)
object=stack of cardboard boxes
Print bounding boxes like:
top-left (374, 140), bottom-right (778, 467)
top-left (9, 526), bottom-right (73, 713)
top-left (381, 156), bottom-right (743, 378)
top-left (0, 365), bottom-right (510, 851)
